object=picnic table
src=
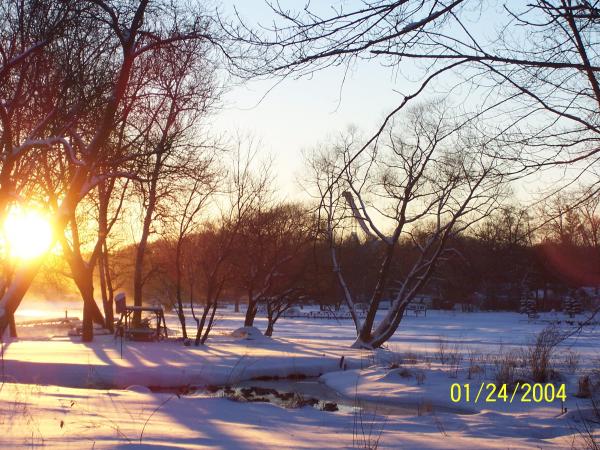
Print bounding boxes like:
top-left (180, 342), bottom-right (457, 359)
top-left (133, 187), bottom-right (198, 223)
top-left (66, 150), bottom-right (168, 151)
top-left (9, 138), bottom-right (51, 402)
top-left (115, 306), bottom-right (168, 341)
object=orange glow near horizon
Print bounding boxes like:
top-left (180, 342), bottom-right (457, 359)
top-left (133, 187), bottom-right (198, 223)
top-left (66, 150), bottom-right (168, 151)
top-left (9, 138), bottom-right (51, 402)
top-left (3, 207), bottom-right (54, 260)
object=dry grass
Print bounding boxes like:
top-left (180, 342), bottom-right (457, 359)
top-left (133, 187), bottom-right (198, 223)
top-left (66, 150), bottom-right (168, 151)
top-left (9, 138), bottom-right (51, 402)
top-left (403, 350), bottom-right (419, 365)
top-left (492, 350), bottom-right (519, 386)
top-left (466, 349), bottom-right (485, 380)
top-left (528, 326), bottom-right (563, 383)
top-left (564, 350), bottom-right (580, 374)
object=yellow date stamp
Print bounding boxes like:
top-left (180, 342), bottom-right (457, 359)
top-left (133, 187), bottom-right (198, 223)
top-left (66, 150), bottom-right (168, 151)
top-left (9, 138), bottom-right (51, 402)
top-left (450, 382), bottom-right (567, 404)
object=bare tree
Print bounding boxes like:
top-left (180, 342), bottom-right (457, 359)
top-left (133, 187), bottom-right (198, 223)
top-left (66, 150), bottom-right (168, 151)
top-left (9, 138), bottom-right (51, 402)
top-left (32, 142), bottom-right (129, 340)
top-left (224, 0), bottom-right (600, 201)
top-left (307, 103), bottom-right (504, 348)
top-left (186, 222), bottom-right (233, 345)
top-left (264, 289), bottom-right (303, 337)
top-left (537, 185), bottom-right (600, 290)
top-left (187, 140), bottom-right (269, 344)
top-left (167, 158), bottom-right (219, 339)
top-left (235, 202), bottom-right (312, 328)
top-left (0, 1), bottom-right (78, 334)
top-left (131, 34), bottom-right (220, 322)
top-left (0, 0), bottom-right (226, 337)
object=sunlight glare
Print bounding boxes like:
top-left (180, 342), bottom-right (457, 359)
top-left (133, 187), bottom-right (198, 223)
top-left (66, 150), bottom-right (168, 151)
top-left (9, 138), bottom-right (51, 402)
top-left (3, 207), bottom-right (54, 260)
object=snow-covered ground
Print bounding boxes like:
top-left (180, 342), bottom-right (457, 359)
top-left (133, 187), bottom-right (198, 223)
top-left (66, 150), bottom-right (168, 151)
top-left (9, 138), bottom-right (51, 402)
top-left (2, 301), bottom-right (599, 448)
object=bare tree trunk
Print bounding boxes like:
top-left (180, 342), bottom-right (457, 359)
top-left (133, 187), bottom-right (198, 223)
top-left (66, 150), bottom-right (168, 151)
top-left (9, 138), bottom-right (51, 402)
top-left (175, 238), bottom-right (187, 338)
top-left (189, 280), bottom-right (199, 341)
top-left (8, 314), bottom-right (16, 338)
top-left (133, 194), bottom-right (155, 323)
top-left (72, 263), bottom-right (104, 342)
top-left (98, 247), bottom-right (114, 333)
top-left (98, 182), bottom-right (114, 333)
top-left (194, 302), bottom-right (211, 346)
top-left (0, 262), bottom-right (43, 336)
top-left (194, 280), bottom-right (224, 345)
top-left (133, 217), bottom-right (152, 315)
top-left (80, 279), bottom-right (95, 342)
top-left (357, 240), bottom-right (398, 345)
top-left (244, 289), bottom-right (256, 326)
top-left (104, 243), bottom-right (115, 321)
top-left (265, 313), bottom-right (274, 337)
top-left (61, 212), bottom-right (106, 341)
top-left (201, 301), bottom-right (218, 344)
top-left (134, 149), bottom-right (165, 325)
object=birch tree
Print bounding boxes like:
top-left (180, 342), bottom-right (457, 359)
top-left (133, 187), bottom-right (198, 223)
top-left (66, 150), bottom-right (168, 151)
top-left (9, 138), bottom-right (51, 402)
top-left (308, 103), bottom-right (504, 348)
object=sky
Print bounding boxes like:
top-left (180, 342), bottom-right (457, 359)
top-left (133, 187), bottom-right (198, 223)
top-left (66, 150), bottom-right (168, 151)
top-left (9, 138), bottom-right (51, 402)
top-left (210, 1), bottom-right (419, 201)
top-left (210, 66), bottom-right (410, 200)
top-left (208, 0), bottom-right (585, 206)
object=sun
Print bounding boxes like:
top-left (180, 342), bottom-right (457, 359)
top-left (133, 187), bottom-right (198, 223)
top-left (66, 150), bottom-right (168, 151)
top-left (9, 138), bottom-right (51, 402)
top-left (3, 206), bottom-right (54, 260)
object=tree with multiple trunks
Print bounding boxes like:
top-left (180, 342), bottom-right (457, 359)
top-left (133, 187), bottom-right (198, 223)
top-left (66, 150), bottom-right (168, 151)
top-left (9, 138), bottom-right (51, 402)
top-left (236, 202), bottom-right (312, 329)
top-left (0, 0), bottom-right (226, 340)
top-left (307, 103), bottom-right (504, 348)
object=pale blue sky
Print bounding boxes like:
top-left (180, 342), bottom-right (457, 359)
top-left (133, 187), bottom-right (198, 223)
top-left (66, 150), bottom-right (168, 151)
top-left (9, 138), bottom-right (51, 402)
top-left (211, 1), bottom-right (422, 199)
top-left (209, 0), bottom-right (573, 204)
top-left (210, 62), bottom-right (412, 199)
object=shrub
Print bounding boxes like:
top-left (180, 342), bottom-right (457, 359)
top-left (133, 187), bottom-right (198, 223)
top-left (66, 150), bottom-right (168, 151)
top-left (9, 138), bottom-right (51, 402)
top-left (577, 375), bottom-right (592, 399)
top-left (564, 350), bottom-right (580, 373)
top-left (492, 350), bottom-right (521, 386)
top-left (528, 326), bottom-right (563, 383)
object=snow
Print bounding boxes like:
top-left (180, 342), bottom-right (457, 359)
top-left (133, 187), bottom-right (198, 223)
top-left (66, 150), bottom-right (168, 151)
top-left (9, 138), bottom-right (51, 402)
top-left (1, 304), bottom-right (599, 448)
top-left (321, 365), bottom-right (574, 415)
top-left (0, 380), bottom-right (589, 449)
top-left (230, 326), bottom-right (268, 341)
top-left (1, 333), bottom-right (358, 388)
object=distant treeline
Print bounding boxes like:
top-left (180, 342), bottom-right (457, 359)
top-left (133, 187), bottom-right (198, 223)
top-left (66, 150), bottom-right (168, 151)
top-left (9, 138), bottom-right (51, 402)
top-left (70, 199), bottom-right (598, 314)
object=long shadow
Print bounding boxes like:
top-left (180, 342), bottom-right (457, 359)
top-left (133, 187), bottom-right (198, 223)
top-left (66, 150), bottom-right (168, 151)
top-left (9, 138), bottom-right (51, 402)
top-left (109, 394), bottom-right (350, 449)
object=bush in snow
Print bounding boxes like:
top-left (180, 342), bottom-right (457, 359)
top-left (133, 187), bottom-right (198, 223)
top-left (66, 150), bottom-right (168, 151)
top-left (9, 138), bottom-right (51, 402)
top-left (230, 326), bottom-right (267, 341)
top-left (403, 351), bottom-right (418, 365)
top-left (563, 350), bottom-right (580, 373)
top-left (467, 349), bottom-right (485, 380)
top-left (398, 368), bottom-right (413, 378)
top-left (493, 351), bottom-right (518, 386)
top-left (577, 375), bottom-right (592, 399)
top-left (436, 336), bottom-right (448, 364)
top-left (527, 325), bottom-right (563, 383)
